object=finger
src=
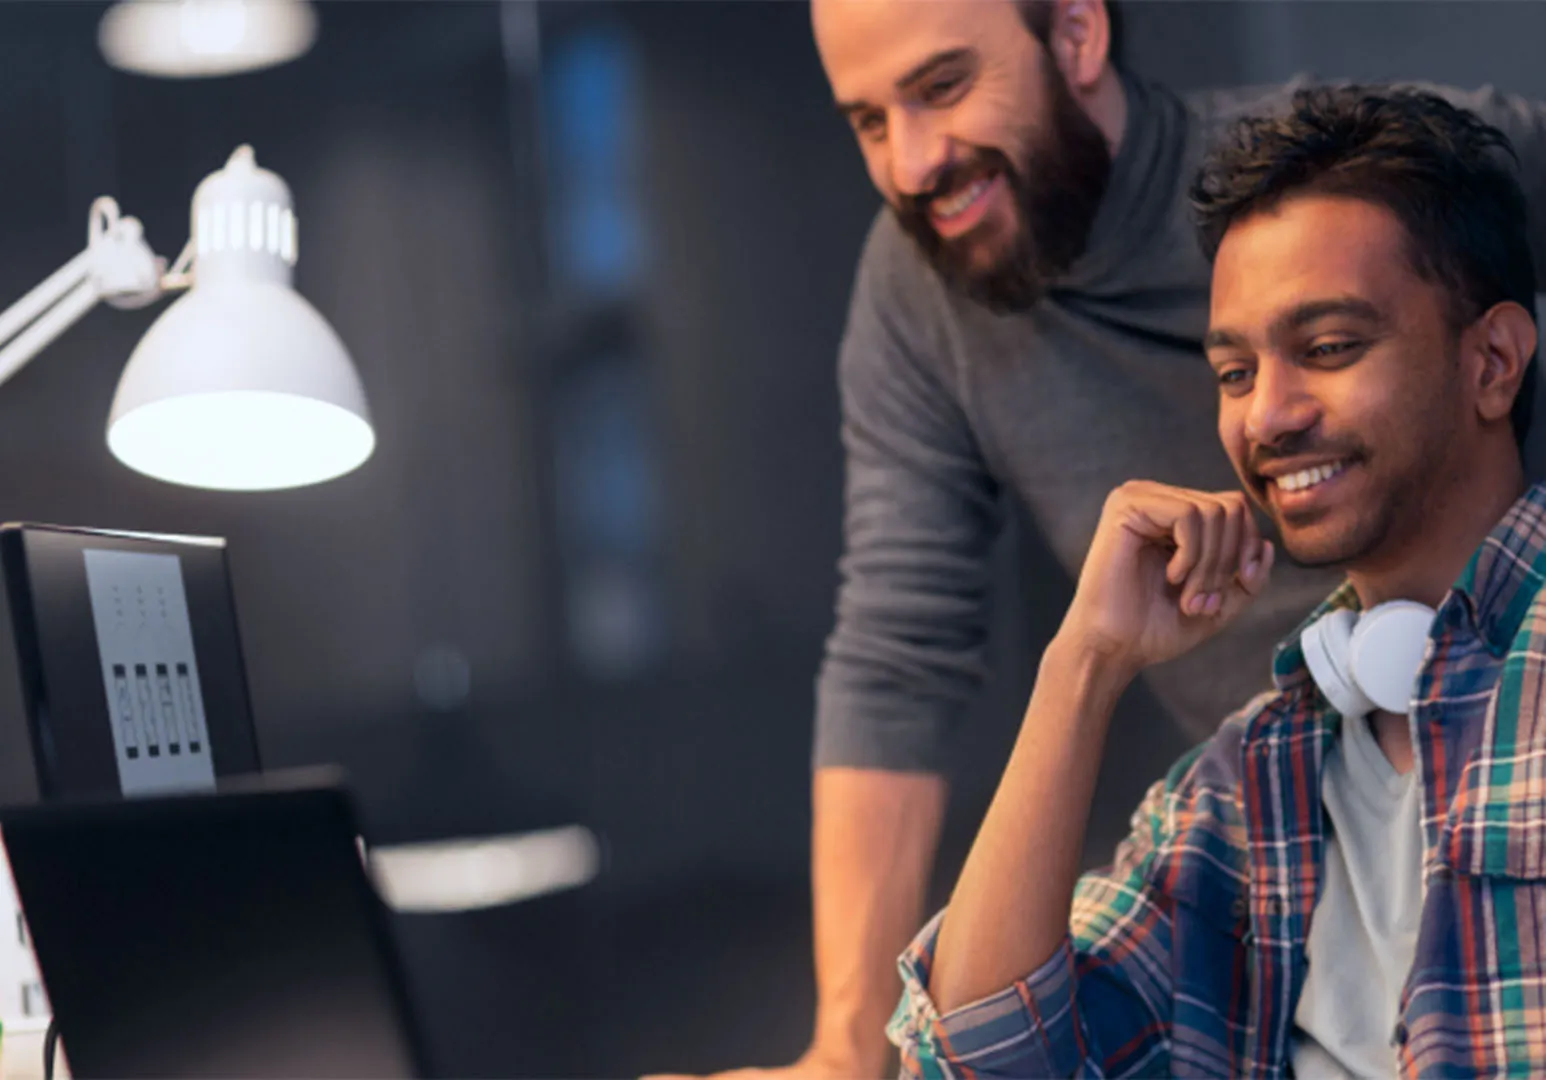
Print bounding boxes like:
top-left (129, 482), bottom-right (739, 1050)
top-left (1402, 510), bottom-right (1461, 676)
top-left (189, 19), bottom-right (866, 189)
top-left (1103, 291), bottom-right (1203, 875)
top-left (1234, 532), bottom-right (1265, 593)
top-left (1222, 539), bottom-right (1276, 625)
top-left (1204, 497), bottom-right (1244, 605)
top-left (1232, 496), bottom-right (1262, 584)
top-left (1112, 486), bottom-right (1248, 614)
top-left (1164, 502), bottom-right (1204, 589)
top-left (1236, 537), bottom-right (1275, 598)
top-left (1179, 500), bottom-right (1226, 616)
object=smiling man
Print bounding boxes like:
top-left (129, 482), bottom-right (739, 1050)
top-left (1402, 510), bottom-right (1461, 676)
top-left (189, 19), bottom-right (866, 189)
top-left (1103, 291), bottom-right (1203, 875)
top-left (825, 1), bottom-right (1114, 312)
top-left (889, 86), bottom-right (1546, 1078)
top-left (653, 2), bottom-right (1546, 1077)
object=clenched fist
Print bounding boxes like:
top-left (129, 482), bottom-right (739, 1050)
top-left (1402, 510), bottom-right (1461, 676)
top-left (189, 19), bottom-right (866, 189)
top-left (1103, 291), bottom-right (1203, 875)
top-left (1060, 481), bottom-right (1275, 675)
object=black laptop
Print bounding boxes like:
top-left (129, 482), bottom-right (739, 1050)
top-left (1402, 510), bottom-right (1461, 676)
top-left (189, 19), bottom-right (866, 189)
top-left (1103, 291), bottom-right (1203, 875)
top-left (0, 770), bottom-right (433, 1079)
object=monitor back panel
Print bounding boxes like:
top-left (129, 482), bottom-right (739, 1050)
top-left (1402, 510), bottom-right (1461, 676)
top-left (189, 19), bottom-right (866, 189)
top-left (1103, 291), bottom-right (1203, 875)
top-left (0, 778), bottom-right (428, 1079)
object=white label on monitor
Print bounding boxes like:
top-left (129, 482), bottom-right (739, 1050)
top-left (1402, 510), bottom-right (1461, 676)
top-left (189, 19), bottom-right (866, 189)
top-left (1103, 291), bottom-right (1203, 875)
top-left (83, 549), bottom-right (216, 796)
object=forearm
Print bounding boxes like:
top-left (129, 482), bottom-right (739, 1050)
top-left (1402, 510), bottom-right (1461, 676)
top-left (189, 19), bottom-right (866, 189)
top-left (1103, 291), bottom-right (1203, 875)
top-left (929, 634), bottom-right (1134, 1013)
top-left (810, 766), bottom-right (947, 1072)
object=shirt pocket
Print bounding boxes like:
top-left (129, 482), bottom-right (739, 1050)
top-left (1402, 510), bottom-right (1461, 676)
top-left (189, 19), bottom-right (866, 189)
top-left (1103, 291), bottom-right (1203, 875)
top-left (1439, 751), bottom-right (1546, 879)
top-left (1417, 755), bottom-right (1546, 1074)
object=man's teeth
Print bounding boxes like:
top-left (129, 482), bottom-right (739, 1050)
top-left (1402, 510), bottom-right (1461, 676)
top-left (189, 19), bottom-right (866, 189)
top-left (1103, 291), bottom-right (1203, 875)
top-left (933, 178), bottom-right (991, 219)
top-left (1276, 461), bottom-right (1347, 493)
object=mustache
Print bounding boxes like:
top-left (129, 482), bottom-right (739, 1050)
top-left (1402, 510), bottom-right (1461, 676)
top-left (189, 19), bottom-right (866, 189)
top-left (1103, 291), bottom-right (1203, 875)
top-left (1247, 433), bottom-right (1367, 476)
top-left (897, 153), bottom-right (1010, 221)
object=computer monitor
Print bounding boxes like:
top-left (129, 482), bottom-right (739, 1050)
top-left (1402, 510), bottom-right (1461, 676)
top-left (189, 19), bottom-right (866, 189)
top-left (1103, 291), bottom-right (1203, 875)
top-left (0, 523), bottom-right (262, 803)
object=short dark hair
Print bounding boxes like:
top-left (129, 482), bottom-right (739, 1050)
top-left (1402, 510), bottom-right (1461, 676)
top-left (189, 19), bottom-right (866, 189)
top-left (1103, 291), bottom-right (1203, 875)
top-left (1191, 86), bottom-right (1538, 448)
top-left (1016, 1), bottom-right (1124, 69)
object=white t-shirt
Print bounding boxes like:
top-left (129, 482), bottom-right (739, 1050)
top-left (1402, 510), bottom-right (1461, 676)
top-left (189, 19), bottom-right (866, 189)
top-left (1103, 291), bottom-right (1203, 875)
top-left (1290, 712), bottom-right (1425, 1079)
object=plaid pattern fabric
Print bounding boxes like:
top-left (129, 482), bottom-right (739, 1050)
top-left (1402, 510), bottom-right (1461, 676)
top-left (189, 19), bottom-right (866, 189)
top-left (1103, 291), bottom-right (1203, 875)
top-left (888, 484), bottom-right (1546, 1078)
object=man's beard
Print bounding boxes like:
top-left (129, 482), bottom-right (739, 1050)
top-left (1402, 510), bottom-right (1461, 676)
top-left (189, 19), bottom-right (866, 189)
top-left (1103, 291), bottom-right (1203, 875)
top-left (1247, 432), bottom-right (1379, 568)
top-left (894, 69), bottom-right (1112, 313)
top-left (1246, 372), bottom-right (1459, 571)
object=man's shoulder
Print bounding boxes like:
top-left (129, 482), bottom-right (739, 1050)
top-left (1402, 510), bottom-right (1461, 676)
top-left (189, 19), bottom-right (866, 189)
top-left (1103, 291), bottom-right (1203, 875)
top-left (1178, 73), bottom-right (1322, 141)
top-left (1177, 74), bottom-right (1535, 141)
top-left (853, 207), bottom-right (945, 307)
top-left (1503, 563), bottom-right (1546, 685)
top-left (843, 208), bottom-right (977, 381)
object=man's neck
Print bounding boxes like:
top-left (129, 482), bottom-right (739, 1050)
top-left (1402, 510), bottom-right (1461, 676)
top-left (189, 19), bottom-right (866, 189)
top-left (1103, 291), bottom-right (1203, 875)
top-left (1370, 711), bottom-right (1415, 775)
top-left (1083, 64), bottom-right (1128, 158)
top-left (1349, 452), bottom-right (1527, 610)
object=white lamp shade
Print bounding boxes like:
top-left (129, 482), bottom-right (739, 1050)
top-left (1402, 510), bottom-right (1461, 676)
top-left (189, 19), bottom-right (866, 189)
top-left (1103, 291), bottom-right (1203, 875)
top-left (99, 0), bottom-right (317, 79)
top-left (107, 281), bottom-right (375, 491)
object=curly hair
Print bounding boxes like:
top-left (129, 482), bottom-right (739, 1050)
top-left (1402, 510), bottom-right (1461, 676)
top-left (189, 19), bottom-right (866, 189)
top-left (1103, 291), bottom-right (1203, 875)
top-left (1190, 85), bottom-right (1537, 447)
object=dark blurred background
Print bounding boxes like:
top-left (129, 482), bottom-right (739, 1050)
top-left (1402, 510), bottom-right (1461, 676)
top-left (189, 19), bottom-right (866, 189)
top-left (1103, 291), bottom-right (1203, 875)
top-left (4, 1), bottom-right (1546, 1074)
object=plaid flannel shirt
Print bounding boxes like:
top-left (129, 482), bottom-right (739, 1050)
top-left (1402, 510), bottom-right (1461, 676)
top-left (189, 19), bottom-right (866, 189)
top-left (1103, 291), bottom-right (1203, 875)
top-left (889, 483), bottom-right (1546, 1078)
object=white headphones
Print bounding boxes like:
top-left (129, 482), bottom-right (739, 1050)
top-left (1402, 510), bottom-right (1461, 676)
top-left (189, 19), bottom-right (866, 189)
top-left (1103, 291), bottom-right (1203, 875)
top-left (1299, 600), bottom-right (1437, 718)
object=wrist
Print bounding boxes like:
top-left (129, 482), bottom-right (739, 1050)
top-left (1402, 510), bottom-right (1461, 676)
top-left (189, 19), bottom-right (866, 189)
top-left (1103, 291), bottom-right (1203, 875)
top-left (1044, 624), bottom-right (1143, 693)
top-left (809, 1005), bottom-right (894, 1077)
top-left (803, 1035), bottom-right (889, 1078)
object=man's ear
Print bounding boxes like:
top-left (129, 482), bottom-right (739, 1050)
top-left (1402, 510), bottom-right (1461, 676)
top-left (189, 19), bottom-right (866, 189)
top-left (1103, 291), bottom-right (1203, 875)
top-left (1047, 0), bottom-right (1110, 93)
top-left (1470, 300), bottom-right (1537, 427)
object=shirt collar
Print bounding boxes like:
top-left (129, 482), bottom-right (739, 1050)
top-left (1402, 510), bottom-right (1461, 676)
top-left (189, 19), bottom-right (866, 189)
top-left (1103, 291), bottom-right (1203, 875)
top-left (1270, 582), bottom-right (1359, 695)
top-left (1451, 482), bottom-right (1546, 656)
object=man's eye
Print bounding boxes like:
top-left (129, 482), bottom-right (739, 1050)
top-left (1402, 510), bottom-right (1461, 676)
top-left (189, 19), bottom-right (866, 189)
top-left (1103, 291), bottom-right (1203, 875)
top-left (1217, 368), bottom-right (1253, 393)
top-left (854, 113), bottom-right (886, 140)
top-left (922, 75), bottom-right (964, 104)
top-left (1308, 340), bottom-right (1360, 360)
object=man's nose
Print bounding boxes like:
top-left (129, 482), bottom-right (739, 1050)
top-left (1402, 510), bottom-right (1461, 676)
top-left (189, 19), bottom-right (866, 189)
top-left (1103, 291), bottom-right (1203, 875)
top-left (1245, 360), bottom-right (1321, 447)
top-left (888, 112), bottom-right (950, 197)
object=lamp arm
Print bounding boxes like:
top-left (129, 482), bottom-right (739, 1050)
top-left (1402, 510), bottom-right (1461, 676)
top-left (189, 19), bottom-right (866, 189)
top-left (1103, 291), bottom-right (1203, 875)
top-left (159, 238), bottom-right (197, 292)
top-left (0, 197), bottom-right (183, 391)
top-left (0, 248), bottom-right (93, 348)
top-left (0, 279), bottom-right (104, 389)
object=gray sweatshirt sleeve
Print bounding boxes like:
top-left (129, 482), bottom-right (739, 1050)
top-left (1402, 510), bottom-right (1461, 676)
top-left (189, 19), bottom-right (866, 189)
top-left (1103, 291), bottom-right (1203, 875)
top-left (813, 215), bottom-right (1003, 773)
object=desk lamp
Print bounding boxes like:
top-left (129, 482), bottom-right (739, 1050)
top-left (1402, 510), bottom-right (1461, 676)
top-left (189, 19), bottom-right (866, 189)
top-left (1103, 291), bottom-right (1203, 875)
top-left (0, 144), bottom-right (373, 491)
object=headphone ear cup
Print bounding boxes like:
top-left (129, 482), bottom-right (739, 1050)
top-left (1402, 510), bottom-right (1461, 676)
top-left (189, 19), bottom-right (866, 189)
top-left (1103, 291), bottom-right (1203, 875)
top-left (1348, 601), bottom-right (1436, 715)
top-left (1302, 608), bottom-right (1374, 720)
